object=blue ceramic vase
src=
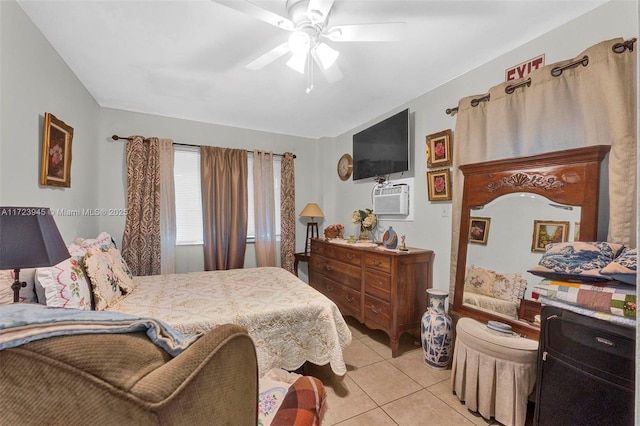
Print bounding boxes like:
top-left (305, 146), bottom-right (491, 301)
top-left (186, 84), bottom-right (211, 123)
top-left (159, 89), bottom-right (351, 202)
top-left (421, 289), bottom-right (453, 369)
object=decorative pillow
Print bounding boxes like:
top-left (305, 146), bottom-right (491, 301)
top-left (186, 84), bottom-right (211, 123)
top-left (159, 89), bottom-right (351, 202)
top-left (528, 241), bottom-right (624, 282)
top-left (492, 272), bottom-right (528, 303)
top-left (105, 247), bottom-right (134, 293)
top-left (464, 266), bottom-right (495, 297)
top-left (0, 268), bottom-right (37, 304)
top-left (84, 248), bottom-right (132, 310)
top-left (75, 232), bottom-right (116, 251)
top-left (601, 248), bottom-right (637, 285)
top-left (36, 243), bottom-right (93, 310)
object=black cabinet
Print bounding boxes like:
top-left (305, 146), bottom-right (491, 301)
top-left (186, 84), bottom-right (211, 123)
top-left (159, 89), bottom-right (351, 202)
top-left (534, 306), bottom-right (635, 425)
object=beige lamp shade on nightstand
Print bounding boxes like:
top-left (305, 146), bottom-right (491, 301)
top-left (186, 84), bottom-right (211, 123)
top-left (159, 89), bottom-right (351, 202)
top-left (300, 203), bottom-right (324, 255)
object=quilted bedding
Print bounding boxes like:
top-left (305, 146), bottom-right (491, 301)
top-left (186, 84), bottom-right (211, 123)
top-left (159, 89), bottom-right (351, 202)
top-left (108, 266), bottom-right (352, 375)
top-left (532, 279), bottom-right (636, 321)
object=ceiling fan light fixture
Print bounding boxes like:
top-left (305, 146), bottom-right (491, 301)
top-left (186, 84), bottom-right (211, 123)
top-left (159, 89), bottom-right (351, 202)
top-left (288, 31), bottom-right (311, 55)
top-left (286, 52), bottom-right (307, 74)
top-left (315, 42), bottom-right (339, 69)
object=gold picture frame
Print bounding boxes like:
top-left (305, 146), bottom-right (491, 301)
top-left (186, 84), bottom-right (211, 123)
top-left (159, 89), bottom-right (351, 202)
top-left (426, 168), bottom-right (452, 201)
top-left (426, 129), bottom-right (452, 168)
top-left (531, 220), bottom-right (570, 252)
top-left (469, 217), bottom-right (491, 245)
top-left (40, 113), bottom-right (73, 188)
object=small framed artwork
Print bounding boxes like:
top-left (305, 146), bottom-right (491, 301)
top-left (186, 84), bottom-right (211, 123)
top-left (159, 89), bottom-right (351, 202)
top-left (426, 129), bottom-right (452, 168)
top-left (40, 112), bottom-right (73, 188)
top-left (426, 168), bottom-right (452, 201)
top-left (531, 220), bottom-right (570, 252)
top-left (469, 217), bottom-right (491, 245)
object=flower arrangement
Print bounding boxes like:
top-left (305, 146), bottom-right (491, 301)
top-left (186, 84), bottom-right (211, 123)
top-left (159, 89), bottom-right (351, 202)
top-left (324, 224), bottom-right (344, 239)
top-left (352, 208), bottom-right (377, 239)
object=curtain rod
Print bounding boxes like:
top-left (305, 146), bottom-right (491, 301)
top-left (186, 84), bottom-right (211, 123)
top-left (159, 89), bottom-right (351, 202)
top-left (111, 135), bottom-right (296, 158)
top-left (444, 37), bottom-right (637, 116)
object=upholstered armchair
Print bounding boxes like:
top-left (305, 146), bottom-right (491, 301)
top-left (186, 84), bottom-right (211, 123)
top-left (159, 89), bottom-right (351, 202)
top-left (0, 324), bottom-right (258, 425)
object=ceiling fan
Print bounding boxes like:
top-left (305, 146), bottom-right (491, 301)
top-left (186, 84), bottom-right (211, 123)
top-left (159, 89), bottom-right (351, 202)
top-left (216, 0), bottom-right (406, 92)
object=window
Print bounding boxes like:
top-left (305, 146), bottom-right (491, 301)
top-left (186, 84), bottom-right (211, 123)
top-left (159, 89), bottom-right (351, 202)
top-left (173, 147), bottom-right (281, 245)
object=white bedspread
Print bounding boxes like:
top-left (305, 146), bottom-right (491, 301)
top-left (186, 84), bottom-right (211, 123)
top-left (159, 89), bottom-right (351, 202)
top-left (108, 267), bottom-right (352, 375)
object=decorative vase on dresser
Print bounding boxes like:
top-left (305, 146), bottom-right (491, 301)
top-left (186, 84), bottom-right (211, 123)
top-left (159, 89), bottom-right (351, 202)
top-left (421, 289), bottom-right (453, 369)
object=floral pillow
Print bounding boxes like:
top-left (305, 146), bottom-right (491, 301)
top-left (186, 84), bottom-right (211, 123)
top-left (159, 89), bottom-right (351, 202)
top-left (528, 241), bottom-right (624, 282)
top-left (36, 243), bottom-right (92, 310)
top-left (464, 265), bottom-right (495, 297)
top-left (601, 247), bottom-right (636, 285)
top-left (0, 268), bottom-right (37, 304)
top-left (492, 272), bottom-right (528, 303)
top-left (84, 248), bottom-right (132, 310)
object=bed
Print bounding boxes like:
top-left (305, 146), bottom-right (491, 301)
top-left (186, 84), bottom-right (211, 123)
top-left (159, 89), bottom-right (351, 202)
top-left (14, 232), bottom-right (351, 377)
top-left (109, 267), bottom-right (352, 375)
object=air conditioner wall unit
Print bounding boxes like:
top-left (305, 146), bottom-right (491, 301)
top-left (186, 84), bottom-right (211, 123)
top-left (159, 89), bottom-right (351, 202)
top-left (373, 184), bottom-right (409, 215)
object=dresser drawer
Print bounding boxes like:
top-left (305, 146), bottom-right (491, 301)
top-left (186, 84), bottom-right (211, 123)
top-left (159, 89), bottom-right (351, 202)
top-left (310, 255), bottom-right (361, 291)
top-left (365, 269), bottom-right (391, 300)
top-left (312, 240), bottom-right (361, 266)
top-left (364, 253), bottom-right (392, 274)
top-left (364, 294), bottom-right (391, 329)
top-left (311, 275), bottom-right (361, 317)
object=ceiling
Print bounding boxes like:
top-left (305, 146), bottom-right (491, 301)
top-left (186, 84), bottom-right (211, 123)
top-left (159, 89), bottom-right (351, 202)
top-left (17, 0), bottom-right (607, 139)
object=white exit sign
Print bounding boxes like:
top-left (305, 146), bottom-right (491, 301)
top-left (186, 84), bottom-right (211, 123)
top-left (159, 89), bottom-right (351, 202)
top-left (505, 54), bottom-right (545, 81)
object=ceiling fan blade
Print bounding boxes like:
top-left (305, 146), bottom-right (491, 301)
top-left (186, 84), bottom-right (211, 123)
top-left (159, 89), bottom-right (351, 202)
top-left (215, 0), bottom-right (294, 30)
top-left (246, 42), bottom-right (290, 70)
top-left (312, 50), bottom-right (343, 83)
top-left (307, 0), bottom-right (334, 22)
top-left (326, 22), bottom-right (406, 42)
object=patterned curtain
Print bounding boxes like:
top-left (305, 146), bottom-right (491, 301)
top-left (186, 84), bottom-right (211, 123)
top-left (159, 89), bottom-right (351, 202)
top-left (449, 37), bottom-right (637, 297)
top-left (201, 146), bottom-right (248, 270)
top-left (280, 152), bottom-right (296, 273)
top-left (121, 136), bottom-right (161, 276)
top-left (159, 139), bottom-right (176, 274)
top-left (253, 150), bottom-right (277, 266)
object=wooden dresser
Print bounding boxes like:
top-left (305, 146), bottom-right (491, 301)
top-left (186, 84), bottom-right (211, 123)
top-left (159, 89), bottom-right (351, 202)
top-left (309, 238), bottom-right (433, 357)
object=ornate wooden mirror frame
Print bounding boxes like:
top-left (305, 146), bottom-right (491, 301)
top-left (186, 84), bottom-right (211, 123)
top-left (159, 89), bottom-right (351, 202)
top-left (452, 145), bottom-right (611, 340)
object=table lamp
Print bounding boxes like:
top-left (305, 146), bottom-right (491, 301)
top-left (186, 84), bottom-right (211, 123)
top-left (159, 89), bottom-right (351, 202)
top-left (0, 207), bottom-right (70, 302)
top-left (299, 203), bottom-right (324, 255)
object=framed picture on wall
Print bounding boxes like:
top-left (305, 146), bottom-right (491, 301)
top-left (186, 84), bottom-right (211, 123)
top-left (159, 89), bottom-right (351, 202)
top-left (469, 217), bottom-right (491, 245)
top-left (426, 168), bottom-right (452, 201)
top-left (426, 129), bottom-right (452, 168)
top-left (40, 112), bottom-right (73, 188)
top-left (531, 220), bottom-right (570, 252)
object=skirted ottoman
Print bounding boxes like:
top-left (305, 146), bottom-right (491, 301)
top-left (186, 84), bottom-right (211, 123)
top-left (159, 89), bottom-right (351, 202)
top-left (451, 317), bottom-right (538, 426)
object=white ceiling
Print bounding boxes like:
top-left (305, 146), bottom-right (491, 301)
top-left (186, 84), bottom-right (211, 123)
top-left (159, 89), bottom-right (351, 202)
top-left (18, 0), bottom-right (607, 139)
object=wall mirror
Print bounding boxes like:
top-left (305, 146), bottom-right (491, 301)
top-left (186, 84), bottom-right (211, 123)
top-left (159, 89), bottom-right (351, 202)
top-left (452, 145), bottom-right (610, 339)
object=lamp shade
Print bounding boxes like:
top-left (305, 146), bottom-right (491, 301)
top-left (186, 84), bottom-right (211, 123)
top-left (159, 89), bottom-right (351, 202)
top-left (0, 207), bottom-right (70, 270)
top-left (299, 203), bottom-right (324, 219)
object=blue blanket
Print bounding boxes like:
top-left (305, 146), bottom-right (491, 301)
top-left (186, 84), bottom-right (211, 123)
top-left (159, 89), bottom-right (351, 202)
top-left (0, 304), bottom-right (201, 356)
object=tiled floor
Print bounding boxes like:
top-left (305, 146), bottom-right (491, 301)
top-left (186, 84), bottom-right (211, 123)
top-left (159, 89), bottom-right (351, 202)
top-left (310, 317), bottom-right (534, 426)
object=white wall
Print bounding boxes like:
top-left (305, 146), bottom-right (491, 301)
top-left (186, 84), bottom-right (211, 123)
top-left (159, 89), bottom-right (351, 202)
top-left (0, 1), bottom-right (102, 242)
top-left (323, 0), bottom-right (638, 293)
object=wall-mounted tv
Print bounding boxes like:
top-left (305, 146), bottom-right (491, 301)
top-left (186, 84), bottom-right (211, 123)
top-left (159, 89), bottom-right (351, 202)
top-left (352, 108), bottom-right (410, 181)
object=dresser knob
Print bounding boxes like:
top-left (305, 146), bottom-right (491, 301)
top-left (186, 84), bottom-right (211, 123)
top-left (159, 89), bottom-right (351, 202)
top-left (326, 285), bottom-right (333, 292)
top-left (325, 265), bottom-right (333, 272)
top-left (371, 306), bottom-right (381, 314)
top-left (345, 295), bottom-right (354, 302)
top-left (372, 260), bottom-right (382, 266)
top-left (346, 253), bottom-right (354, 260)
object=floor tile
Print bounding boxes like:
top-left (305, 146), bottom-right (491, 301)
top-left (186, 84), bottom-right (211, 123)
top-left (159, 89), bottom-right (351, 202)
top-left (343, 338), bottom-right (385, 370)
top-left (347, 360), bottom-right (422, 406)
top-left (381, 389), bottom-right (476, 426)
top-left (427, 379), bottom-right (493, 426)
top-left (334, 407), bottom-right (398, 426)
top-left (322, 374), bottom-right (378, 425)
top-left (388, 347), bottom-right (451, 388)
top-left (359, 330), bottom-right (420, 360)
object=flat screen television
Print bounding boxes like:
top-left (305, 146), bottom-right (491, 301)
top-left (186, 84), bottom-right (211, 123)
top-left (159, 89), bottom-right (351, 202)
top-left (352, 108), bottom-right (410, 181)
